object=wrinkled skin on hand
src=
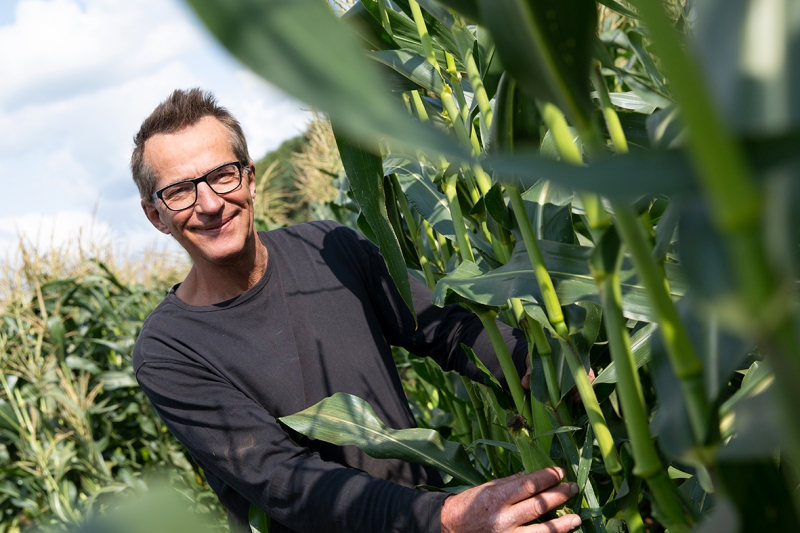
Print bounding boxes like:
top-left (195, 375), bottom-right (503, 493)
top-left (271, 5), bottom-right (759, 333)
top-left (440, 467), bottom-right (582, 533)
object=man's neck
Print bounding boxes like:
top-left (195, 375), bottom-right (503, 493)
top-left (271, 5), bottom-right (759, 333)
top-left (176, 235), bottom-right (269, 306)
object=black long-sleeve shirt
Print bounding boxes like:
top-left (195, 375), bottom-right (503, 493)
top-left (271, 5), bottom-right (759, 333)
top-left (133, 221), bottom-right (528, 533)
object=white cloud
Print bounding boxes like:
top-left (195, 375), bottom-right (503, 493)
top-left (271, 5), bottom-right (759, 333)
top-left (0, 211), bottom-right (112, 258)
top-left (0, 210), bottom-right (187, 266)
top-left (0, 0), bottom-right (311, 261)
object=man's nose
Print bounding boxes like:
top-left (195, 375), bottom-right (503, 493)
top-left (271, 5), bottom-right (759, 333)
top-left (195, 182), bottom-right (224, 213)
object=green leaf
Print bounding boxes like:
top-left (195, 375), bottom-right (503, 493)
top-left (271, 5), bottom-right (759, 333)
top-left (65, 356), bottom-right (102, 375)
top-left (592, 323), bottom-right (656, 385)
top-left (368, 49), bottom-right (445, 95)
top-left (627, 31), bottom-right (666, 93)
top-left (361, 0), bottom-right (460, 69)
top-left (334, 127), bottom-right (416, 319)
top-left (652, 197), bottom-right (681, 261)
top-left (46, 315), bottom-right (67, 360)
top-left (694, 0), bottom-right (800, 136)
top-left (390, 0), bottom-right (462, 59)
top-left (279, 393), bottom-right (485, 486)
top-left (677, 201), bottom-right (737, 301)
top-left (717, 390), bottom-right (781, 460)
top-left (577, 424), bottom-right (593, 493)
top-left (432, 241), bottom-right (687, 323)
top-left (484, 183), bottom-right (512, 230)
top-left (591, 91), bottom-right (657, 114)
top-left (433, 0), bottom-right (482, 23)
top-left (0, 399), bottom-right (20, 432)
top-left (467, 439), bottom-right (518, 453)
top-left (184, 0), bottom-right (461, 158)
top-left (342, 2), bottom-right (399, 50)
top-left (388, 155), bottom-right (496, 257)
top-left (519, 179), bottom-right (576, 244)
top-left (691, 497), bottom-right (739, 533)
top-left (96, 371), bottom-right (138, 390)
top-left (249, 505), bottom-right (271, 533)
top-left (719, 361), bottom-right (773, 418)
top-left (595, 0), bottom-right (640, 19)
top-left (487, 151), bottom-right (697, 198)
top-left (512, 428), bottom-right (555, 472)
top-left (461, 343), bottom-right (503, 390)
top-left (478, 0), bottom-right (597, 128)
top-left (716, 461), bottom-right (800, 531)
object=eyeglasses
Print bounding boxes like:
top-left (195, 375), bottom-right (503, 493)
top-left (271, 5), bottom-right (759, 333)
top-left (151, 161), bottom-right (244, 211)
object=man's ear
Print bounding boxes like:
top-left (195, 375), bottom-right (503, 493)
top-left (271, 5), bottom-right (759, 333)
top-left (247, 162), bottom-right (257, 198)
top-left (142, 199), bottom-right (171, 235)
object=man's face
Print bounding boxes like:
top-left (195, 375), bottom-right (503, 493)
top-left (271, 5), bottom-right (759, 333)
top-left (141, 116), bottom-right (258, 267)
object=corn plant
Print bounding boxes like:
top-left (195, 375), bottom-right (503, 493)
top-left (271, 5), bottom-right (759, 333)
top-left (189, 0), bottom-right (800, 531)
top-left (0, 247), bottom-right (227, 532)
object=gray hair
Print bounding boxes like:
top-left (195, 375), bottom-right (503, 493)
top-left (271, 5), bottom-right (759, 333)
top-left (131, 88), bottom-right (251, 202)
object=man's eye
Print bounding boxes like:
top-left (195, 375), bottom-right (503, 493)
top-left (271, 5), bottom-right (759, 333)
top-left (210, 170), bottom-right (238, 185)
top-left (164, 183), bottom-right (193, 200)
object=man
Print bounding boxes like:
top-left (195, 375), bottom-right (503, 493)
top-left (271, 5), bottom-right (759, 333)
top-left (132, 88), bottom-right (582, 533)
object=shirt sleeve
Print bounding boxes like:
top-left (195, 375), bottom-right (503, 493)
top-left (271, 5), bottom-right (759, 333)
top-left (135, 360), bottom-right (449, 533)
top-left (349, 227), bottom-right (530, 387)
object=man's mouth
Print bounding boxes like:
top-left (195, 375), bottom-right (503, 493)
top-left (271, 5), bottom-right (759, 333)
top-left (197, 215), bottom-right (234, 233)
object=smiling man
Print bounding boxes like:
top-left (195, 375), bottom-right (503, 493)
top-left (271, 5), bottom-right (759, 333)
top-left (131, 89), bottom-right (582, 533)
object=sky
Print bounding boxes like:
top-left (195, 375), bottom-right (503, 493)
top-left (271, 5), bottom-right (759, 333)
top-left (0, 0), bottom-right (311, 261)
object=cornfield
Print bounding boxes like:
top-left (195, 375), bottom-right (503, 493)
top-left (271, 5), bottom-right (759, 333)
top-left (0, 240), bottom-right (228, 532)
top-left (183, 0), bottom-right (800, 531)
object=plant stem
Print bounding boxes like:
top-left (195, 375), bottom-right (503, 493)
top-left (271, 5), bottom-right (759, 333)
top-left (377, 0), bottom-right (392, 35)
top-left (391, 174), bottom-right (436, 288)
top-left (591, 67), bottom-right (629, 154)
top-left (511, 299), bottom-right (562, 408)
top-left (472, 307), bottom-right (528, 424)
top-left (538, 102), bottom-right (609, 231)
top-left (445, 52), bottom-right (470, 125)
top-left (508, 186), bottom-right (569, 340)
top-left (463, 48), bottom-right (493, 130)
top-left (443, 172), bottom-right (475, 264)
top-left (441, 87), bottom-right (473, 150)
top-left (410, 90), bottom-right (430, 122)
top-left (539, 102), bottom-right (582, 164)
top-left (611, 202), bottom-right (709, 443)
top-left (560, 339), bottom-right (624, 485)
top-left (409, 0), bottom-right (439, 73)
top-left (646, 470), bottom-right (691, 533)
top-left (592, 249), bottom-right (691, 529)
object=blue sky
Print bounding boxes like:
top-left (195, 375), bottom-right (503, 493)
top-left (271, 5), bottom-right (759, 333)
top-left (0, 0), bottom-right (310, 260)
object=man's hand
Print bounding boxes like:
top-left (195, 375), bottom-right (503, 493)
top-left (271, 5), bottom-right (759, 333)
top-left (440, 467), bottom-right (582, 533)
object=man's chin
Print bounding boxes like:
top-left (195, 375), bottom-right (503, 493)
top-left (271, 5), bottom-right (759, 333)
top-left (182, 238), bottom-right (250, 266)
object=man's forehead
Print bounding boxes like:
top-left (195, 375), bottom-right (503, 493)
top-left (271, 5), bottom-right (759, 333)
top-left (144, 117), bottom-right (235, 180)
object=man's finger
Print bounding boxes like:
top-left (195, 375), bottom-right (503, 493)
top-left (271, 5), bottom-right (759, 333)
top-left (496, 467), bottom-right (566, 504)
top-left (506, 483), bottom-right (578, 525)
top-left (519, 513), bottom-right (582, 533)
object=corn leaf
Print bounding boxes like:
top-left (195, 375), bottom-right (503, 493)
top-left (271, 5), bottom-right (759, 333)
top-left (593, 323), bottom-right (656, 385)
top-left (432, 241), bottom-right (687, 322)
top-left (488, 151), bottom-right (697, 197)
top-left (184, 0), bottom-right (461, 158)
top-left (334, 127), bottom-right (416, 319)
top-left (279, 393), bottom-right (485, 486)
top-left (478, 0), bottom-right (597, 128)
top-left (368, 49), bottom-right (446, 95)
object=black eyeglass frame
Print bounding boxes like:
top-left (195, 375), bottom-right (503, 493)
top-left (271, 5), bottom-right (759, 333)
top-left (151, 161), bottom-right (245, 212)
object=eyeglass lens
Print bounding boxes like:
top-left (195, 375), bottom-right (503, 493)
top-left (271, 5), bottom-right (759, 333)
top-left (161, 164), bottom-right (241, 210)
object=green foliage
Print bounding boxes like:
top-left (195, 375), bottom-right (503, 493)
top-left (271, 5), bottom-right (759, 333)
top-left (0, 256), bottom-right (226, 532)
top-left (254, 134), bottom-right (308, 192)
top-left (183, 0), bottom-right (800, 531)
